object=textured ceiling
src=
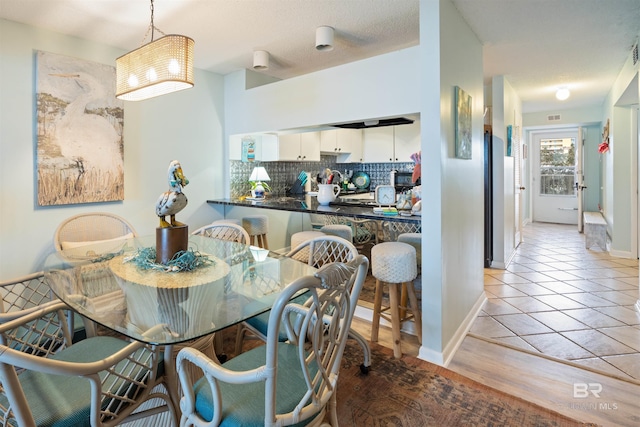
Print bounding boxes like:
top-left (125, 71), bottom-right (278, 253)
top-left (1, 0), bottom-right (638, 113)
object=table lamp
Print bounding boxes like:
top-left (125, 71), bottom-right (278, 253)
top-left (249, 166), bottom-right (271, 198)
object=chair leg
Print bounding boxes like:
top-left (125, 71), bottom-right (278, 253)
top-left (235, 324), bottom-right (246, 355)
top-left (260, 234), bottom-right (269, 249)
top-left (348, 328), bottom-right (371, 374)
top-left (388, 282), bottom-right (403, 358)
top-left (405, 281), bottom-right (422, 344)
top-left (370, 279), bottom-right (384, 342)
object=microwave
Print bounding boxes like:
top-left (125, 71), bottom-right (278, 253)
top-left (394, 171), bottom-right (419, 190)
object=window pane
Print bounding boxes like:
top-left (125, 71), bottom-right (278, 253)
top-left (539, 138), bottom-right (575, 196)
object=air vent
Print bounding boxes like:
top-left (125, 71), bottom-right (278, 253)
top-left (633, 42), bottom-right (638, 66)
top-left (333, 117), bottom-right (414, 129)
top-left (547, 114), bottom-right (561, 121)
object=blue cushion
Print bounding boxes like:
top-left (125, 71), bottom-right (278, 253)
top-left (0, 336), bottom-right (132, 427)
top-left (192, 342), bottom-right (319, 427)
top-left (244, 293), bottom-right (309, 341)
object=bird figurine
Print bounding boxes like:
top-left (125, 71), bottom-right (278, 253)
top-left (156, 160), bottom-right (189, 228)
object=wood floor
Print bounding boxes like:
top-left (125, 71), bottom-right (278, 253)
top-left (350, 317), bottom-right (640, 427)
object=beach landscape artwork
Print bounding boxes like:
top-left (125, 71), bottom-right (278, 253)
top-left (455, 85), bottom-right (472, 159)
top-left (36, 51), bottom-right (124, 206)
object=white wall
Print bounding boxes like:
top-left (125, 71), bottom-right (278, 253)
top-left (490, 76), bottom-right (521, 268)
top-left (601, 34), bottom-right (640, 257)
top-left (420, 0), bottom-right (485, 364)
top-left (0, 19), bottom-right (226, 278)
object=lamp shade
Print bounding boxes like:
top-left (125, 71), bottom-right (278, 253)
top-left (116, 34), bottom-right (194, 101)
top-left (249, 166), bottom-right (271, 182)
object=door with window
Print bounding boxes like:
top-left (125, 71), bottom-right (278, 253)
top-left (532, 129), bottom-right (579, 224)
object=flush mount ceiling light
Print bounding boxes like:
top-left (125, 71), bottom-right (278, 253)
top-left (316, 26), bottom-right (334, 51)
top-left (116, 0), bottom-right (194, 101)
top-left (555, 87), bottom-right (570, 101)
top-left (253, 50), bottom-right (269, 70)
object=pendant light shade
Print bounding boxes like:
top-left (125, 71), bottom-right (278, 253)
top-left (116, 35), bottom-right (194, 101)
top-left (316, 26), bottom-right (334, 51)
top-left (115, 0), bottom-right (194, 101)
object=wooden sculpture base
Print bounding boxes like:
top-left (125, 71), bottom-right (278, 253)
top-left (156, 225), bottom-right (189, 264)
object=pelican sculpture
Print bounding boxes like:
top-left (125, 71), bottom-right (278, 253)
top-left (156, 160), bottom-right (189, 228)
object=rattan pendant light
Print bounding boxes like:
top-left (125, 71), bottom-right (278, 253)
top-left (116, 0), bottom-right (194, 101)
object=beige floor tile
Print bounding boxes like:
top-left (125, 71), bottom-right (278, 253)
top-left (534, 294), bottom-right (586, 310)
top-left (481, 298), bottom-right (522, 315)
top-left (469, 316), bottom-right (516, 338)
top-left (601, 353), bottom-right (640, 379)
top-left (492, 313), bottom-right (554, 335)
top-left (484, 284), bottom-right (527, 298)
top-left (529, 311), bottom-right (590, 332)
top-left (536, 281), bottom-right (583, 293)
top-left (571, 357), bottom-right (635, 379)
top-left (595, 306), bottom-right (640, 326)
top-left (510, 282), bottom-right (558, 296)
top-left (492, 335), bottom-right (540, 352)
top-left (561, 330), bottom-right (637, 357)
top-left (522, 333), bottom-right (595, 360)
top-left (599, 326), bottom-right (640, 351)
top-left (503, 296), bottom-right (555, 313)
top-left (592, 291), bottom-right (638, 306)
top-left (563, 308), bottom-right (625, 328)
top-left (563, 292), bottom-right (618, 307)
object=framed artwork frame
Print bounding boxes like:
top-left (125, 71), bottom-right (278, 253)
top-left (455, 86), bottom-right (472, 159)
top-left (36, 51), bottom-right (124, 206)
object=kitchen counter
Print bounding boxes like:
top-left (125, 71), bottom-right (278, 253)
top-left (206, 195), bottom-right (421, 224)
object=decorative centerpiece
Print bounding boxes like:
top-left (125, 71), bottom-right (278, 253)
top-left (155, 160), bottom-right (190, 264)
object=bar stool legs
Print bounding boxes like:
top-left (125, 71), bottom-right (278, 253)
top-left (370, 241), bottom-right (421, 358)
top-left (242, 215), bottom-right (269, 249)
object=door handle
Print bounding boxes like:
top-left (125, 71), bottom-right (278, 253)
top-left (519, 186), bottom-right (526, 190)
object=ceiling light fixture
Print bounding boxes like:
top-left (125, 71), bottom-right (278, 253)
top-left (116, 0), bottom-right (194, 101)
top-left (253, 50), bottom-right (270, 70)
top-left (555, 87), bottom-right (570, 101)
top-left (316, 26), bottom-right (334, 51)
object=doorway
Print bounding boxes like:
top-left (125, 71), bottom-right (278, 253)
top-left (531, 129), bottom-right (579, 224)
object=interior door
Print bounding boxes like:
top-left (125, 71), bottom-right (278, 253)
top-left (513, 125), bottom-right (523, 244)
top-left (576, 127), bottom-right (585, 232)
top-left (532, 129), bottom-right (579, 224)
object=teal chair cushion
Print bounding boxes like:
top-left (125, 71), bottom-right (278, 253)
top-left (193, 342), bottom-right (319, 427)
top-left (0, 336), bottom-right (132, 427)
top-left (244, 293), bottom-right (309, 341)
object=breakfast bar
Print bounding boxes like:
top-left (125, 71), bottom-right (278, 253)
top-left (207, 195), bottom-right (421, 250)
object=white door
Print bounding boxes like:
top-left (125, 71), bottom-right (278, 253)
top-left (532, 129), bottom-right (579, 224)
top-left (576, 127), bottom-right (585, 232)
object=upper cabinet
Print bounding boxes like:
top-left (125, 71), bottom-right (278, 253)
top-left (320, 129), bottom-right (363, 163)
top-left (262, 131), bottom-right (321, 162)
top-left (362, 121), bottom-right (420, 163)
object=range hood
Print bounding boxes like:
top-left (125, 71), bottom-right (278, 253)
top-left (332, 117), bottom-right (414, 129)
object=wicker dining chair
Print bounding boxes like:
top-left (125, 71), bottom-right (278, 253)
top-left (191, 222), bottom-right (250, 244)
top-left (177, 256), bottom-right (369, 427)
top-left (54, 212), bottom-right (138, 252)
top-left (0, 301), bottom-right (177, 427)
top-left (235, 235), bottom-right (372, 373)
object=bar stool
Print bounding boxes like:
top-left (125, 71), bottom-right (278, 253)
top-left (398, 232), bottom-right (421, 267)
top-left (242, 215), bottom-right (269, 249)
top-left (213, 218), bottom-right (242, 226)
top-left (320, 224), bottom-right (353, 242)
top-left (371, 241), bottom-right (422, 358)
top-left (290, 230), bottom-right (325, 250)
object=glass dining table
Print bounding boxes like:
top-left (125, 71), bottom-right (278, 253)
top-left (44, 233), bottom-right (317, 411)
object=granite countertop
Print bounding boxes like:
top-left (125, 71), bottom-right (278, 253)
top-left (206, 196), bottom-right (421, 223)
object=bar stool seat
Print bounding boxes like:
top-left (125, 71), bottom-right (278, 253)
top-left (320, 224), bottom-right (353, 242)
top-left (371, 241), bottom-right (422, 358)
top-left (242, 215), bottom-right (269, 249)
top-left (213, 218), bottom-right (242, 226)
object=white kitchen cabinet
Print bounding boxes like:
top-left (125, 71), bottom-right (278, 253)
top-left (362, 126), bottom-right (395, 162)
top-left (393, 120), bottom-right (421, 163)
top-left (262, 131), bottom-right (321, 162)
top-left (320, 128), bottom-right (363, 163)
top-left (362, 121), bottom-right (420, 163)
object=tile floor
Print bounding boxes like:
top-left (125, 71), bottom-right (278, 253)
top-left (474, 222), bottom-right (640, 380)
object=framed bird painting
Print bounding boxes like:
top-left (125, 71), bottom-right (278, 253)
top-left (35, 50), bottom-right (124, 206)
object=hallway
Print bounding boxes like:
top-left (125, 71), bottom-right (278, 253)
top-left (475, 222), bottom-right (640, 380)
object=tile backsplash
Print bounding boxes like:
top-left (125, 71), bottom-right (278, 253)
top-left (230, 156), bottom-right (415, 198)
